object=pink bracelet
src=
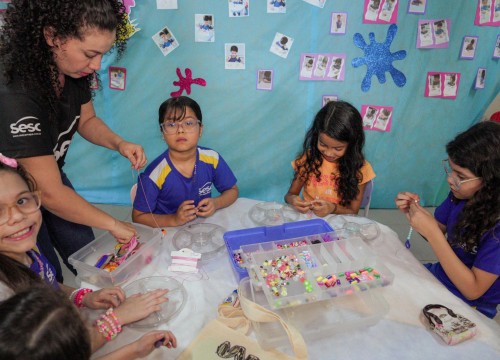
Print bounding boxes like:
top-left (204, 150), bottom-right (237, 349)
top-left (73, 288), bottom-right (93, 308)
top-left (105, 308), bottom-right (122, 332)
top-left (95, 319), bottom-right (114, 341)
top-left (101, 314), bottom-right (119, 340)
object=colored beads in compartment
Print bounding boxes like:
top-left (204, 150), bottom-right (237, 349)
top-left (298, 250), bottom-right (317, 269)
top-left (233, 251), bottom-right (244, 268)
top-left (259, 255), bottom-right (306, 298)
top-left (276, 239), bottom-right (308, 249)
top-left (317, 267), bottom-right (382, 290)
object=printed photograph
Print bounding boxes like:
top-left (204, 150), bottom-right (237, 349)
top-left (152, 26), bottom-right (179, 56)
top-left (270, 32), bottom-right (293, 59)
top-left (225, 43), bottom-right (245, 70)
top-left (229, 0), bottom-right (249, 17)
top-left (257, 69), bottom-right (274, 91)
top-left (460, 36), bottom-right (478, 60)
top-left (330, 12), bottom-right (347, 34)
top-left (195, 14), bottom-right (214, 43)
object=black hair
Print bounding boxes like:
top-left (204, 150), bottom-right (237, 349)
top-left (0, 0), bottom-right (129, 120)
top-left (280, 37), bottom-right (288, 45)
top-left (158, 96), bottom-right (203, 130)
top-left (293, 101), bottom-right (366, 206)
top-left (230, 45), bottom-right (238, 52)
top-left (203, 15), bottom-right (212, 21)
top-left (0, 286), bottom-right (91, 360)
top-left (447, 121), bottom-right (500, 252)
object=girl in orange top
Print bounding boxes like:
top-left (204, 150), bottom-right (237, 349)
top-left (285, 101), bottom-right (375, 217)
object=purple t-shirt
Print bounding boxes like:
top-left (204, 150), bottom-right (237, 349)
top-left (432, 193), bottom-right (500, 308)
top-left (28, 248), bottom-right (59, 290)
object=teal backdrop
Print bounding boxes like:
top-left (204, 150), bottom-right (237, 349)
top-left (64, 0), bottom-right (500, 208)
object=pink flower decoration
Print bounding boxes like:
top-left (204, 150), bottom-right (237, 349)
top-left (171, 68), bottom-right (207, 98)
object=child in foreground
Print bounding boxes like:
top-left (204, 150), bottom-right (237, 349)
top-left (0, 155), bottom-right (176, 355)
top-left (133, 96), bottom-right (238, 227)
top-left (395, 121), bottom-right (500, 318)
top-left (0, 286), bottom-right (176, 360)
top-left (285, 100), bottom-right (375, 217)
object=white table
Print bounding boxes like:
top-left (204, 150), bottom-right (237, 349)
top-left (90, 198), bottom-right (500, 359)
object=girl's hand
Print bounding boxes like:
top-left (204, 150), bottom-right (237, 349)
top-left (175, 200), bottom-right (197, 225)
top-left (132, 331), bottom-right (177, 358)
top-left (311, 199), bottom-right (334, 217)
top-left (117, 140), bottom-right (147, 170)
top-left (288, 195), bottom-right (312, 214)
top-left (110, 220), bottom-right (137, 244)
top-left (114, 289), bottom-right (169, 326)
top-left (82, 287), bottom-right (125, 309)
top-left (395, 192), bottom-right (420, 214)
top-left (196, 198), bottom-right (216, 217)
top-left (407, 202), bottom-right (440, 239)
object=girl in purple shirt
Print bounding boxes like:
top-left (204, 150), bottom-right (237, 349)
top-left (396, 121), bottom-right (500, 318)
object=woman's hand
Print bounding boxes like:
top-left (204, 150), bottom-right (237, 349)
top-left (395, 192), bottom-right (420, 214)
top-left (82, 287), bottom-right (125, 309)
top-left (196, 198), bottom-right (216, 217)
top-left (117, 141), bottom-right (147, 170)
top-left (109, 220), bottom-right (137, 244)
top-left (114, 289), bottom-right (169, 326)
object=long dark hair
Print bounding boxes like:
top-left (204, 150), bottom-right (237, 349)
top-left (447, 121), bottom-right (500, 252)
top-left (293, 101), bottom-right (366, 206)
top-left (0, 287), bottom-right (91, 360)
top-left (0, 0), bottom-right (128, 119)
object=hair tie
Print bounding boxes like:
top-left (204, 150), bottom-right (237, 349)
top-left (0, 153), bottom-right (18, 168)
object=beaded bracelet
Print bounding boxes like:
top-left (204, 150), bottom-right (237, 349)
top-left (95, 319), bottom-right (114, 341)
top-left (105, 308), bottom-right (122, 332)
top-left (73, 288), bottom-right (93, 308)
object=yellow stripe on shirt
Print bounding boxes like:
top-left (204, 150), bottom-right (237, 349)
top-left (199, 148), bottom-right (219, 168)
top-left (149, 158), bottom-right (172, 188)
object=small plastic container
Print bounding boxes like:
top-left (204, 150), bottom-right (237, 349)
top-left (238, 277), bottom-right (389, 350)
top-left (224, 219), bottom-right (334, 282)
top-left (68, 224), bottom-right (163, 288)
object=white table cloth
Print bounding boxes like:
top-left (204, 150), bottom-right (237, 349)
top-left (90, 198), bottom-right (500, 359)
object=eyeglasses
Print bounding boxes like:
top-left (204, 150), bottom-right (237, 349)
top-left (442, 159), bottom-right (481, 190)
top-left (161, 119), bottom-right (201, 135)
top-left (0, 191), bottom-right (41, 225)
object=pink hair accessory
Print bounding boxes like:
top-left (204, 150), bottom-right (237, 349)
top-left (0, 153), bottom-right (17, 168)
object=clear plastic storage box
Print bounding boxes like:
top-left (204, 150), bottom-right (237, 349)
top-left (224, 219), bottom-right (334, 281)
top-left (239, 277), bottom-right (390, 350)
top-left (68, 224), bottom-right (163, 288)
top-left (245, 235), bottom-right (394, 309)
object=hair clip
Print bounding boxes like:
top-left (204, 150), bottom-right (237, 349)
top-left (0, 153), bottom-right (18, 168)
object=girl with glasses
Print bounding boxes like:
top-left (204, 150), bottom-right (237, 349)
top-left (285, 100), bottom-right (375, 217)
top-left (0, 155), bottom-right (176, 357)
top-left (132, 96), bottom-right (238, 228)
top-left (395, 121), bottom-right (500, 318)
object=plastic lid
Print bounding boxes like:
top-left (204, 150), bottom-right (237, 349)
top-left (172, 223), bottom-right (226, 259)
top-left (123, 276), bottom-right (187, 328)
top-left (248, 202), bottom-right (299, 226)
top-left (325, 214), bottom-right (380, 241)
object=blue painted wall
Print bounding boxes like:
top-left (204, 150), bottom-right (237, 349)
top-left (65, 0), bottom-right (500, 208)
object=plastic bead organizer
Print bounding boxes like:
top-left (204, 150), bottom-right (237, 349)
top-left (243, 235), bottom-right (394, 310)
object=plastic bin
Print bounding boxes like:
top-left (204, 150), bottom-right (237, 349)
top-left (224, 219), bottom-right (333, 282)
top-left (238, 277), bottom-right (389, 350)
top-left (68, 224), bottom-right (163, 288)
top-left (246, 235), bottom-right (394, 309)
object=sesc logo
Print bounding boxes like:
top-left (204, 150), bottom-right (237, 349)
top-left (10, 117), bottom-right (42, 137)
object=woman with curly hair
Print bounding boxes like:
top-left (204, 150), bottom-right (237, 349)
top-left (396, 121), bottom-right (500, 318)
top-left (285, 100), bottom-right (376, 217)
top-left (0, 0), bottom-right (147, 282)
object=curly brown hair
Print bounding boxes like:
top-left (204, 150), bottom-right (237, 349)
top-left (0, 0), bottom-right (128, 120)
top-left (447, 121), bottom-right (500, 252)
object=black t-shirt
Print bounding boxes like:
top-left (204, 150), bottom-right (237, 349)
top-left (0, 71), bottom-right (91, 168)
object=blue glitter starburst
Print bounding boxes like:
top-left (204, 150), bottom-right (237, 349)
top-left (352, 24), bottom-right (407, 92)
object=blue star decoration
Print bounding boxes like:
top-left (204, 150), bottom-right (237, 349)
top-left (352, 24), bottom-right (407, 92)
